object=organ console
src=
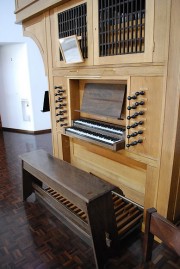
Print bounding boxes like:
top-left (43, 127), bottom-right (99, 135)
top-left (15, 2), bottom-right (180, 264)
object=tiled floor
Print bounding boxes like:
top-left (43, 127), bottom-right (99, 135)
top-left (0, 131), bottom-right (94, 269)
top-left (0, 130), bottom-right (179, 269)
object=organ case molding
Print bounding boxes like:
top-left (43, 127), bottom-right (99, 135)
top-left (23, 13), bottom-right (49, 75)
top-left (15, 0), bottom-right (69, 23)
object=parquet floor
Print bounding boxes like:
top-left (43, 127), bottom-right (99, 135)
top-left (0, 130), bottom-right (179, 269)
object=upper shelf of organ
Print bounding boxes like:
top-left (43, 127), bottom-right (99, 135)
top-left (16, 0), bottom-right (169, 66)
top-left (14, 0), bottom-right (67, 23)
top-left (50, 0), bottom-right (156, 68)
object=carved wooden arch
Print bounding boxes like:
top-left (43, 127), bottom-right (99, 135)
top-left (23, 12), bottom-right (49, 76)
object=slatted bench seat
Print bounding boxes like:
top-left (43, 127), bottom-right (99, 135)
top-left (19, 149), bottom-right (118, 269)
top-left (20, 149), bottom-right (143, 268)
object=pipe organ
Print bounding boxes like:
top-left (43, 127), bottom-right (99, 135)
top-left (15, 0), bottom-right (180, 226)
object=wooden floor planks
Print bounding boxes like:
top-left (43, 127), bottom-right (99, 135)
top-left (0, 130), bottom-right (179, 269)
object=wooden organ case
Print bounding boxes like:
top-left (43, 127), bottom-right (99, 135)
top-left (15, 0), bottom-right (180, 259)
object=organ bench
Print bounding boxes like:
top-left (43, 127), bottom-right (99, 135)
top-left (20, 149), bottom-right (143, 269)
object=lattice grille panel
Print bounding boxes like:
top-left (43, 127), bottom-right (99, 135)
top-left (58, 3), bottom-right (87, 61)
top-left (99, 0), bottom-right (146, 56)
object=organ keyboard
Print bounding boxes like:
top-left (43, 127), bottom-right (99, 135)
top-left (64, 83), bottom-right (126, 151)
top-left (65, 118), bottom-right (125, 151)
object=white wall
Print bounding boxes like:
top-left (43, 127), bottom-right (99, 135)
top-left (0, 44), bottom-right (34, 130)
top-left (26, 40), bottom-right (51, 131)
top-left (0, 0), bottom-right (51, 131)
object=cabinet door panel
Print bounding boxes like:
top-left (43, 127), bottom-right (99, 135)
top-left (50, 0), bottom-right (93, 68)
top-left (93, 0), bottom-right (154, 65)
top-left (126, 76), bottom-right (164, 159)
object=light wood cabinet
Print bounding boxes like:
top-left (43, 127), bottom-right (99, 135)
top-left (15, 0), bottom-right (180, 222)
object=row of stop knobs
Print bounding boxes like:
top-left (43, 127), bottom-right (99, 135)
top-left (126, 91), bottom-right (145, 148)
top-left (54, 86), bottom-right (68, 127)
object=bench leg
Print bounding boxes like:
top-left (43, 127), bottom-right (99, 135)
top-left (143, 208), bottom-right (156, 262)
top-left (22, 163), bottom-right (42, 201)
top-left (22, 168), bottom-right (34, 200)
top-left (87, 193), bottom-right (118, 269)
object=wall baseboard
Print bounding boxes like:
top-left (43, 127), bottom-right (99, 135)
top-left (2, 127), bottom-right (51, 135)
